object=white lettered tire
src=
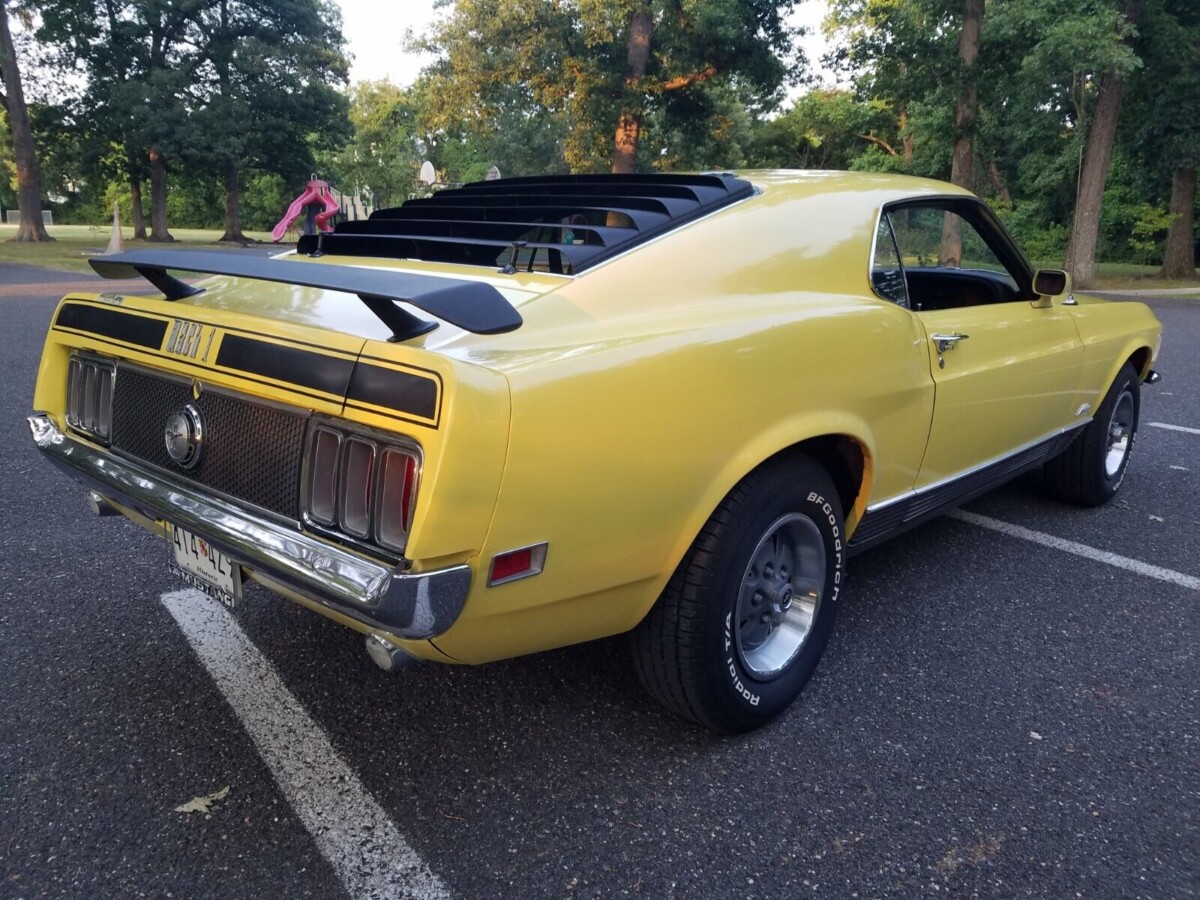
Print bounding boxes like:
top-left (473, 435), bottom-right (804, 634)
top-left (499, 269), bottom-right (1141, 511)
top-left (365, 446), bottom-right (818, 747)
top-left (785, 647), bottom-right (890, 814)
top-left (630, 455), bottom-right (845, 733)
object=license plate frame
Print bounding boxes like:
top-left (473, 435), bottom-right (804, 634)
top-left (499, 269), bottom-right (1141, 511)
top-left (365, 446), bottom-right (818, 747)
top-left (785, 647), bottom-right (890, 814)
top-left (168, 523), bottom-right (243, 608)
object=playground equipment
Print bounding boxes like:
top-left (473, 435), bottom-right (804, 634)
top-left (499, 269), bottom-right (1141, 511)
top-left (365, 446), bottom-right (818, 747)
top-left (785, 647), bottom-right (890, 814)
top-left (270, 165), bottom-right (500, 240)
top-left (271, 177), bottom-right (340, 242)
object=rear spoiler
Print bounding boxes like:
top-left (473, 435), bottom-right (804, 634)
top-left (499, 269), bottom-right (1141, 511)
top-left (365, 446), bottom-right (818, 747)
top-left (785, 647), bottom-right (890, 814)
top-left (89, 250), bottom-right (522, 342)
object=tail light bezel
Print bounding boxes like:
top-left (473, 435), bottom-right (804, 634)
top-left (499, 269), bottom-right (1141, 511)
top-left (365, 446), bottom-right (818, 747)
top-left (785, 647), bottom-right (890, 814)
top-left (300, 418), bottom-right (423, 559)
top-left (65, 352), bottom-right (116, 445)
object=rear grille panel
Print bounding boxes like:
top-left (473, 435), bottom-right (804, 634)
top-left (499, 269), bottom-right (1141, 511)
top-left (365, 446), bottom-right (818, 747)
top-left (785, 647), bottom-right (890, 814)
top-left (110, 366), bottom-right (309, 519)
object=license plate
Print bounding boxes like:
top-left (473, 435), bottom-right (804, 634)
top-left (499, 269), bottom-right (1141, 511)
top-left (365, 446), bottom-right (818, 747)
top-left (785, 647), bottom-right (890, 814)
top-left (168, 524), bottom-right (242, 608)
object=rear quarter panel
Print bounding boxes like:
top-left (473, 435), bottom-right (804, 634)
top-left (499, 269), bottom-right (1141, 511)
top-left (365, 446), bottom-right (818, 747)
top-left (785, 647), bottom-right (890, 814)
top-left (433, 185), bottom-right (937, 663)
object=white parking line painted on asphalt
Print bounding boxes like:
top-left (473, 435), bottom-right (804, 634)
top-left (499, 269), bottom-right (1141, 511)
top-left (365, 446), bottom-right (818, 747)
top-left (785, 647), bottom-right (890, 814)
top-left (949, 511), bottom-right (1200, 591)
top-left (1149, 422), bottom-right (1200, 435)
top-left (161, 589), bottom-right (450, 900)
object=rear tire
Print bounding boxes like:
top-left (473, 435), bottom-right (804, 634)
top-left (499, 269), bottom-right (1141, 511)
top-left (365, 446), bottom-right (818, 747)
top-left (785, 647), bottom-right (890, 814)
top-left (630, 456), bottom-right (845, 733)
top-left (1043, 362), bottom-right (1140, 507)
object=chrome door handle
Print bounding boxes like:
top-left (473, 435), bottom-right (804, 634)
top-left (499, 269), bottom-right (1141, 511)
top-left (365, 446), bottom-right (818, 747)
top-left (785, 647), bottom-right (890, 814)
top-left (932, 333), bottom-right (969, 353)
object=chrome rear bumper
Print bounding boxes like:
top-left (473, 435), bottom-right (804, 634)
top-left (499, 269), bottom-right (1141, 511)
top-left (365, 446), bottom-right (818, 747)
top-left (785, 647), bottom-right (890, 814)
top-left (28, 415), bottom-right (470, 639)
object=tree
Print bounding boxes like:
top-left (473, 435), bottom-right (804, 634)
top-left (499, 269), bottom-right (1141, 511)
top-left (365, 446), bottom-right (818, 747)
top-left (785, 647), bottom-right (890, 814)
top-left (1062, 68), bottom-right (1127, 286)
top-left (646, 80), bottom-right (758, 171)
top-left (746, 89), bottom-right (899, 170)
top-left (38, 0), bottom-right (350, 241)
top-left (38, 0), bottom-right (213, 240)
top-left (828, 0), bottom-right (961, 174)
top-left (0, 0), bottom-right (52, 241)
top-left (1122, 0), bottom-right (1200, 278)
top-left (939, 0), bottom-right (984, 265)
top-left (830, 0), bottom-right (1180, 280)
top-left (322, 80), bottom-right (424, 210)
top-left (0, 108), bottom-right (14, 211)
top-left (190, 0), bottom-right (349, 242)
top-left (420, 0), bottom-right (799, 174)
top-left (418, 76), bottom-right (569, 183)
top-left (1161, 165), bottom-right (1197, 278)
top-left (993, 0), bottom-right (1142, 286)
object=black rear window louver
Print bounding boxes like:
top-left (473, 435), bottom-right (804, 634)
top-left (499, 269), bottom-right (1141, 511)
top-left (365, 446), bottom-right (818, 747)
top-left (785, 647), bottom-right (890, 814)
top-left (297, 173), bottom-right (755, 275)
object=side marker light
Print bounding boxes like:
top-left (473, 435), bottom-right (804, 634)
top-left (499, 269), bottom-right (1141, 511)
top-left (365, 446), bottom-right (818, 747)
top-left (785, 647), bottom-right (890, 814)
top-left (488, 542), bottom-right (548, 586)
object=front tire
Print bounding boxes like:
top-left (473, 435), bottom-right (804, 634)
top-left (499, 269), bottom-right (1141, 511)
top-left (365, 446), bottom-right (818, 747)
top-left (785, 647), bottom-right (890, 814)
top-left (1043, 362), bottom-right (1141, 507)
top-left (630, 456), bottom-right (846, 733)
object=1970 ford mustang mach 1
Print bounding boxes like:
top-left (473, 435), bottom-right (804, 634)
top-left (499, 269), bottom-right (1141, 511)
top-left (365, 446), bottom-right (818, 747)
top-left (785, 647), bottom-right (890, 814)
top-left (29, 171), bottom-right (1162, 732)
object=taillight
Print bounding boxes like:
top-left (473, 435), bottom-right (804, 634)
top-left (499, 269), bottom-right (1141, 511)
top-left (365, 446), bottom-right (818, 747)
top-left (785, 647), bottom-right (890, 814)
top-left (375, 447), bottom-right (419, 552)
top-left (306, 427), bottom-right (341, 525)
top-left (302, 422), bottom-right (421, 556)
top-left (66, 353), bottom-right (115, 444)
top-left (338, 437), bottom-right (376, 538)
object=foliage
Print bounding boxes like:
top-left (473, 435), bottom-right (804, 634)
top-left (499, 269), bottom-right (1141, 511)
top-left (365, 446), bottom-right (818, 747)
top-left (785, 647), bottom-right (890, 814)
top-left (318, 79), bottom-right (424, 207)
top-left (991, 201), bottom-right (1071, 263)
top-left (0, 107), bottom-right (14, 210)
top-left (1, 0), bottom-right (53, 238)
top-left (1098, 153), bottom-right (1175, 264)
top-left (164, 168), bottom-right (223, 229)
top-left (420, 74), bottom-right (569, 183)
top-left (817, 0), bottom-right (1196, 271)
top-left (239, 172), bottom-right (291, 231)
top-left (646, 82), bottom-right (758, 171)
top-left (418, 0), bottom-right (799, 172)
top-left (31, 0), bottom-right (350, 237)
top-left (186, 0), bottom-right (351, 193)
top-left (10, 0), bottom-right (1197, 269)
top-left (747, 90), bottom-right (892, 170)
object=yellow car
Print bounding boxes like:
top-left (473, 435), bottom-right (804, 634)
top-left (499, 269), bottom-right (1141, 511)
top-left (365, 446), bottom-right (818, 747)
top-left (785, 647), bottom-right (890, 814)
top-left (28, 171), bottom-right (1162, 732)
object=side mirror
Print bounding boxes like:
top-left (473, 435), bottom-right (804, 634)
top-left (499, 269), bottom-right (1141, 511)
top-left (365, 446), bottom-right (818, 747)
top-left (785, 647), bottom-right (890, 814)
top-left (1032, 270), bottom-right (1070, 309)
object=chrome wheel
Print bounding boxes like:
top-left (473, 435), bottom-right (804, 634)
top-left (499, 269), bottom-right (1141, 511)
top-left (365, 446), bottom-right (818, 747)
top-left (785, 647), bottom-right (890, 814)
top-left (735, 513), bottom-right (826, 679)
top-left (1104, 389), bottom-right (1136, 477)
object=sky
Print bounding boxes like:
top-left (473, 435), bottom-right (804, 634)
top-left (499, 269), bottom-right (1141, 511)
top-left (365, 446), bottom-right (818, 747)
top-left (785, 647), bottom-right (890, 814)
top-left (334, 0), bottom-right (835, 92)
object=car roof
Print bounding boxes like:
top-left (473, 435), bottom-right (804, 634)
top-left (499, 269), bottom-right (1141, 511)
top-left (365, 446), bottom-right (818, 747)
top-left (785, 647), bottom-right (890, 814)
top-left (743, 169), bottom-right (975, 204)
top-left (293, 171), bottom-right (977, 277)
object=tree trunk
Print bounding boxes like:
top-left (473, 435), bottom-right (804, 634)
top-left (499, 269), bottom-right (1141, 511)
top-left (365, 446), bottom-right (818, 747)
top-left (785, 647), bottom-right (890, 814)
top-left (612, 7), bottom-right (653, 175)
top-left (987, 160), bottom-right (1013, 204)
top-left (1160, 165), bottom-right (1197, 279)
top-left (129, 174), bottom-right (147, 240)
top-left (1064, 71), bottom-right (1125, 289)
top-left (898, 109), bottom-right (913, 168)
top-left (148, 147), bottom-right (174, 242)
top-left (219, 160), bottom-right (248, 242)
top-left (940, 0), bottom-right (983, 267)
top-left (0, 2), bottom-right (53, 242)
top-left (948, 0), bottom-right (983, 191)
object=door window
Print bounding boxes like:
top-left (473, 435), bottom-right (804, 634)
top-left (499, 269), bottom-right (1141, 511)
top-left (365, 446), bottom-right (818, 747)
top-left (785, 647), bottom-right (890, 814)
top-left (871, 203), bottom-right (1026, 311)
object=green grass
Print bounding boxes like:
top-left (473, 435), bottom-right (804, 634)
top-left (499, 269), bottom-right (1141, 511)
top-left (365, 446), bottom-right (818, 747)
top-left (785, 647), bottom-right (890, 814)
top-left (1092, 267), bottom-right (1200, 292)
top-left (0, 224), bottom-right (277, 275)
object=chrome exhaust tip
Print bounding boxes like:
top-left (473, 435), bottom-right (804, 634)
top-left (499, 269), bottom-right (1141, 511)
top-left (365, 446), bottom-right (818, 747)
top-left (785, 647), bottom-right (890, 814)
top-left (365, 633), bottom-right (418, 673)
top-left (88, 491), bottom-right (120, 517)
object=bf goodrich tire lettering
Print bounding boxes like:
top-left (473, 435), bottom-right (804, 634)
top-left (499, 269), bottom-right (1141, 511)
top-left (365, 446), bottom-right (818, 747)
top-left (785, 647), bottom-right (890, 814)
top-left (630, 455), bottom-right (845, 733)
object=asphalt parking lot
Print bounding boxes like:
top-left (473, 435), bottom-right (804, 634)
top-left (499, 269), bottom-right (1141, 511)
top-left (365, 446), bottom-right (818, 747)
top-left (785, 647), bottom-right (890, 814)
top-left (2, 266), bottom-right (1197, 899)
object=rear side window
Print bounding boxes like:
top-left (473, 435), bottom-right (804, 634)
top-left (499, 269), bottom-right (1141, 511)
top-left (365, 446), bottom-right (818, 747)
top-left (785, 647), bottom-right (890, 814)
top-left (871, 215), bottom-right (909, 307)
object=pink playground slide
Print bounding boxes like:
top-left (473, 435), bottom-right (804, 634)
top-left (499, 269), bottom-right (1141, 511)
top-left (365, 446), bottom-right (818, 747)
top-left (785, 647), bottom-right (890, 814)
top-left (271, 178), bottom-right (341, 242)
